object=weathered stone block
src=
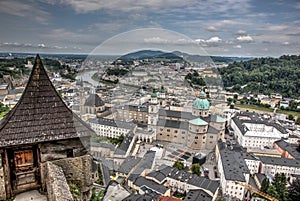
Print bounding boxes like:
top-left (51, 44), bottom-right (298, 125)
top-left (45, 162), bottom-right (73, 201)
top-left (51, 155), bottom-right (93, 201)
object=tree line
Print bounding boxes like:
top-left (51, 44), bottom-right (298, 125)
top-left (260, 173), bottom-right (300, 201)
top-left (219, 55), bottom-right (300, 98)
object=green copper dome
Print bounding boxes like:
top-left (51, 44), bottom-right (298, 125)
top-left (151, 92), bottom-right (157, 98)
top-left (192, 98), bottom-right (210, 110)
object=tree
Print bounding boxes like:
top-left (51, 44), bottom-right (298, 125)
top-left (267, 185), bottom-right (280, 200)
top-left (191, 163), bottom-right (201, 176)
top-left (288, 114), bottom-right (294, 121)
top-left (288, 178), bottom-right (300, 201)
top-left (260, 178), bottom-right (270, 193)
top-left (296, 117), bottom-right (300, 125)
top-left (173, 160), bottom-right (184, 170)
top-left (273, 173), bottom-right (288, 201)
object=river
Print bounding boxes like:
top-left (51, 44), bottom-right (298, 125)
top-left (76, 70), bottom-right (99, 86)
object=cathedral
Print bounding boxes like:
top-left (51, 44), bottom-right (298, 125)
top-left (148, 91), bottom-right (226, 150)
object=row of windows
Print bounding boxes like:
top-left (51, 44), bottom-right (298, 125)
top-left (158, 133), bottom-right (185, 139)
top-left (93, 128), bottom-right (127, 135)
top-left (93, 126), bottom-right (128, 132)
top-left (159, 128), bottom-right (186, 134)
top-left (189, 127), bottom-right (207, 133)
top-left (194, 141), bottom-right (213, 144)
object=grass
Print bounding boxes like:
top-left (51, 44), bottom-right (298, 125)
top-left (235, 104), bottom-right (273, 113)
top-left (235, 104), bottom-right (300, 119)
top-left (0, 111), bottom-right (9, 119)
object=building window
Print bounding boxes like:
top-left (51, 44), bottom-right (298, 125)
top-left (195, 136), bottom-right (198, 139)
top-left (210, 136), bottom-right (213, 138)
top-left (203, 136), bottom-right (206, 139)
top-left (194, 142), bottom-right (197, 144)
top-left (174, 130), bottom-right (178, 133)
top-left (167, 129), bottom-right (170, 132)
top-left (182, 131), bottom-right (185, 134)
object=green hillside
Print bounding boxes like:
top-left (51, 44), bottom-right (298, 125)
top-left (219, 55), bottom-right (300, 98)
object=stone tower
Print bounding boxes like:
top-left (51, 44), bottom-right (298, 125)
top-left (0, 55), bottom-right (95, 200)
top-left (148, 92), bottom-right (159, 132)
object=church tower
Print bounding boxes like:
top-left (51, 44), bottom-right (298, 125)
top-left (148, 92), bottom-right (159, 132)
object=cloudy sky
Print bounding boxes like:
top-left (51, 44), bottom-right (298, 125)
top-left (0, 0), bottom-right (299, 56)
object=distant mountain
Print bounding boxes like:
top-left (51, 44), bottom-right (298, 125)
top-left (116, 50), bottom-right (252, 64)
top-left (118, 50), bottom-right (166, 60)
top-left (117, 50), bottom-right (184, 62)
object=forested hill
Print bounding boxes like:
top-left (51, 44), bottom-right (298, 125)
top-left (219, 55), bottom-right (300, 98)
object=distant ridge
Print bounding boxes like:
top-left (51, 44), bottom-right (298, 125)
top-left (115, 50), bottom-right (252, 63)
top-left (0, 51), bottom-right (253, 63)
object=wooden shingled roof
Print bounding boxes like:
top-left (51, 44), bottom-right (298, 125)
top-left (0, 54), bottom-right (94, 148)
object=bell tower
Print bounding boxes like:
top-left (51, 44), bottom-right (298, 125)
top-left (148, 92), bottom-right (159, 132)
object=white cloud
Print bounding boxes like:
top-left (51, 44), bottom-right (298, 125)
top-left (236, 35), bottom-right (253, 42)
top-left (261, 25), bottom-right (289, 31)
top-left (206, 26), bottom-right (219, 32)
top-left (144, 37), bottom-right (195, 45)
top-left (46, 0), bottom-right (252, 14)
top-left (236, 30), bottom-right (247, 35)
top-left (0, 1), bottom-right (50, 24)
top-left (38, 43), bottom-right (45, 48)
top-left (144, 37), bottom-right (169, 44)
top-left (0, 42), bottom-right (69, 50)
top-left (295, 2), bottom-right (300, 9)
top-left (212, 19), bottom-right (250, 26)
top-left (207, 36), bottom-right (222, 43)
top-left (47, 0), bottom-right (196, 13)
top-left (234, 45), bottom-right (242, 48)
top-left (196, 36), bottom-right (222, 44)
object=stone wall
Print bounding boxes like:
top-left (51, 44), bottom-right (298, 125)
top-left (45, 162), bottom-right (73, 201)
top-left (50, 155), bottom-right (93, 201)
top-left (39, 138), bottom-right (89, 162)
top-left (0, 152), bottom-right (6, 200)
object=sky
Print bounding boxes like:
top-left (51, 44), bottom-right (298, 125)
top-left (0, 0), bottom-right (299, 57)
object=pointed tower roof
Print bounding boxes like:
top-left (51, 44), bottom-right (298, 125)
top-left (0, 54), bottom-right (93, 147)
top-left (84, 94), bottom-right (105, 107)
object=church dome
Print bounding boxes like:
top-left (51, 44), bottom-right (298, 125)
top-left (192, 98), bottom-right (210, 110)
top-left (151, 92), bottom-right (157, 98)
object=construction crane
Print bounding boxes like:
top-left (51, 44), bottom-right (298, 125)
top-left (235, 181), bottom-right (278, 201)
